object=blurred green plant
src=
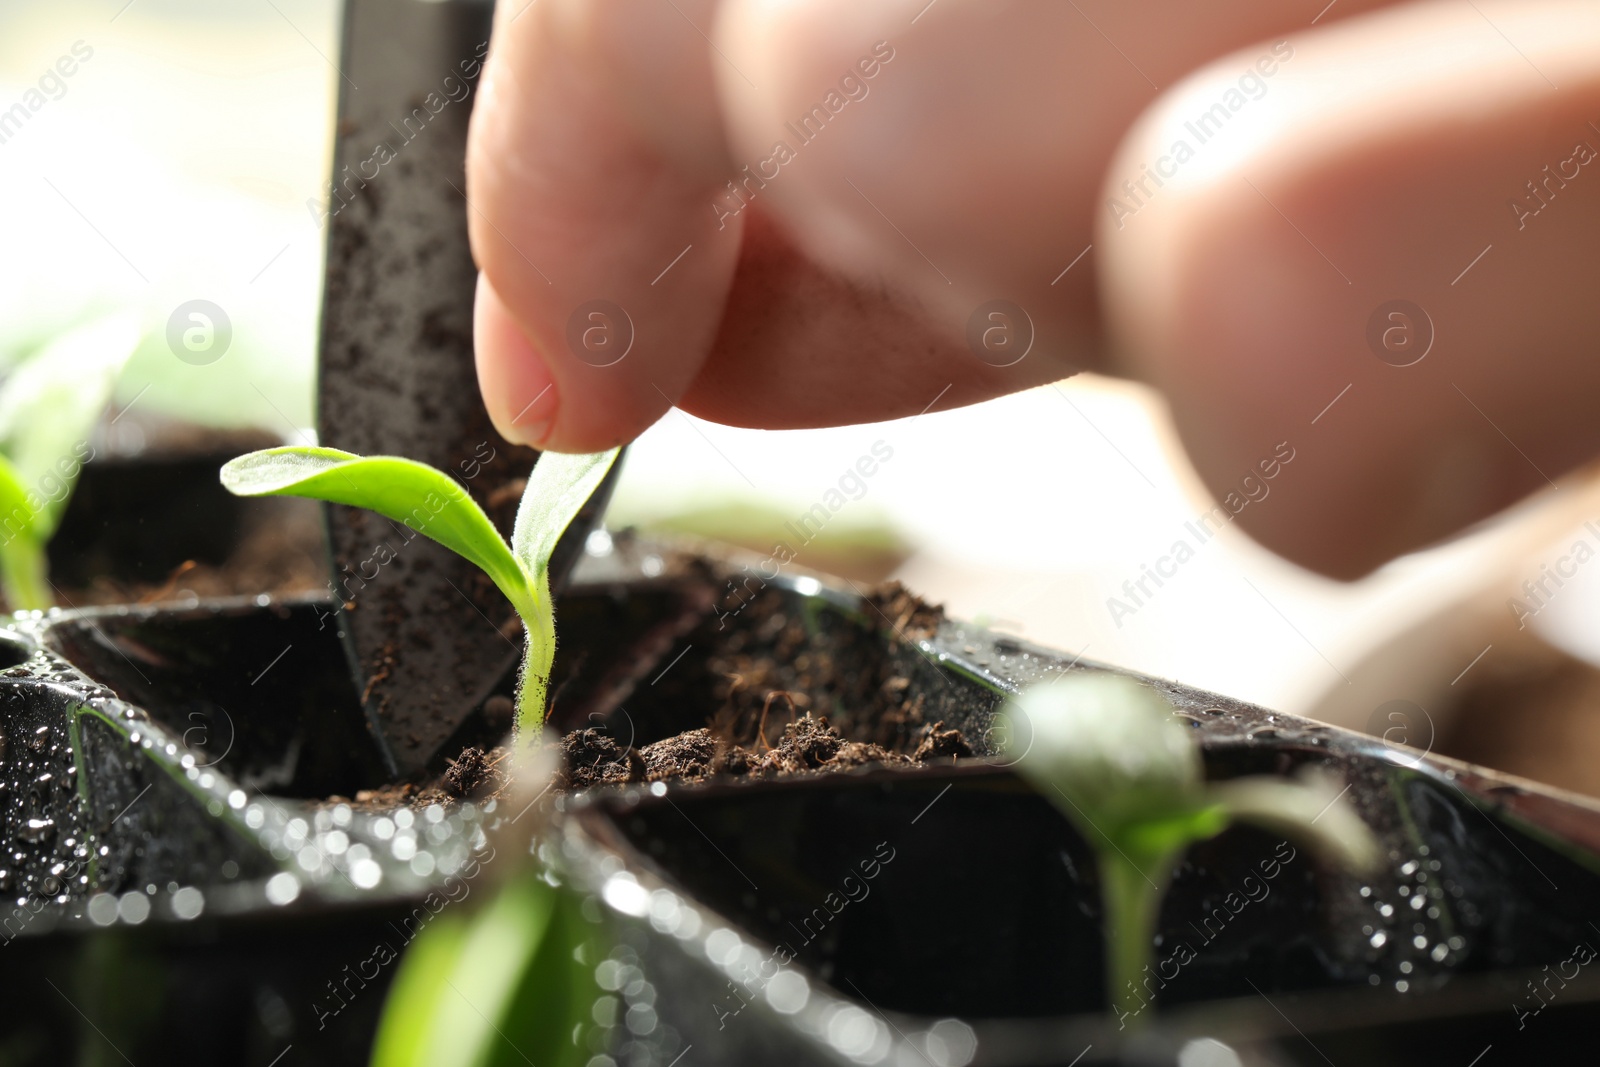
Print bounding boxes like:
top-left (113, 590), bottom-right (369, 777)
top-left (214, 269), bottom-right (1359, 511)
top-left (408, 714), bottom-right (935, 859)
top-left (620, 499), bottom-right (912, 578)
top-left (371, 869), bottom-right (605, 1067)
top-left (998, 673), bottom-right (1378, 1026)
top-left (221, 446), bottom-right (620, 732)
top-left (0, 313), bottom-right (140, 609)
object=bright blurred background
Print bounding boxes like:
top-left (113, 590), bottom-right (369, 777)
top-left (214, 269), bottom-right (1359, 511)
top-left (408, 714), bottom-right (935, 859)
top-left (7, 0), bottom-right (1600, 792)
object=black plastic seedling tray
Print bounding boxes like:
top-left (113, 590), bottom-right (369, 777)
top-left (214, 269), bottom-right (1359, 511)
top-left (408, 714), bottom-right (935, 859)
top-left (2, 536), bottom-right (1599, 1065)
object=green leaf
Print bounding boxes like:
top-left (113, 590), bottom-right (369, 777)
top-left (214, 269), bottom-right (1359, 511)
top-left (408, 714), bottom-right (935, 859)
top-left (481, 878), bottom-right (606, 1067)
top-left (507, 448), bottom-right (619, 731)
top-left (1210, 769), bottom-right (1380, 873)
top-left (0, 454), bottom-right (38, 545)
top-left (0, 311), bottom-right (140, 538)
top-left (368, 910), bottom-right (471, 1067)
top-left (0, 454), bottom-right (49, 610)
top-left (220, 446), bottom-right (536, 619)
top-left (370, 873), bottom-right (604, 1067)
top-left (999, 673), bottom-right (1208, 841)
top-left (1001, 673), bottom-right (1381, 1025)
top-left (511, 448), bottom-right (620, 585)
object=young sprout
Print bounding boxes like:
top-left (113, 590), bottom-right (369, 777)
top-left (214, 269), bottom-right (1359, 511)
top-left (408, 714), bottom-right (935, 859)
top-left (997, 673), bottom-right (1377, 1027)
top-left (220, 445), bottom-right (620, 733)
top-left (371, 746), bottom-right (604, 1067)
top-left (370, 866), bottom-right (604, 1067)
top-left (0, 313), bottom-right (140, 610)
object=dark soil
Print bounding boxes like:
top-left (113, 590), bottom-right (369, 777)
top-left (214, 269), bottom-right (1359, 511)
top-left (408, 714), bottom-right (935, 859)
top-left (553, 580), bottom-right (969, 791)
top-left (559, 709), bottom-right (974, 790)
top-left (443, 745), bottom-right (496, 796)
top-left (331, 580), bottom-right (971, 806)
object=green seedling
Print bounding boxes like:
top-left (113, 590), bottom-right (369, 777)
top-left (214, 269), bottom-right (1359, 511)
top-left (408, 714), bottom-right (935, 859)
top-left (370, 867), bottom-right (604, 1067)
top-left (998, 673), bottom-right (1378, 1027)
top-left (220, 445), bottom-right (620, 732)
top-left (0, 313), bottom-right (140, 610)
top-left (370, 742), bottom-right (606, 1067)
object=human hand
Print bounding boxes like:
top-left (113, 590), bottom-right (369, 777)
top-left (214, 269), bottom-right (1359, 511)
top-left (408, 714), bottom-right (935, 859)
top-left (465, 0), bottom-right (1600, 578)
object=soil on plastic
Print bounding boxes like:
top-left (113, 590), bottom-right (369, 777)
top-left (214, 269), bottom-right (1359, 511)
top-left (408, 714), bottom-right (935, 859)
top-left (339, 581), bottom-right (969, 807)
top-left (557, 580), bottom-right (965, 791)
top-left (557, 713), bottom-right (970, 790)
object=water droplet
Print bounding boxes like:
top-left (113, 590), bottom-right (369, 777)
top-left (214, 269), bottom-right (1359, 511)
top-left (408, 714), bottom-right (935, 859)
top-left (19, 817), bottom-right (53, 843)
top-left (264, 873), bottom-right (300, 905)
top-left (625, 1002), bottom-right (658, 1036)
top-left (86, 893), bottom-right (117, 925)
top-left (118, 892), bottom-right (150, 925)
top-left (766, 971), bottom-right (810, 1016)
top-left (350, 859), bottom-right (382, 889)
top-left (391, 833), bottom-right (417, 862)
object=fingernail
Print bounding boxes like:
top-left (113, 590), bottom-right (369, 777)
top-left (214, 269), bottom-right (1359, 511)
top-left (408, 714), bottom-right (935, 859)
top-left (504, 384), bottom-right (557, 448)
top-left (475, 272), bottom-right (559, 447)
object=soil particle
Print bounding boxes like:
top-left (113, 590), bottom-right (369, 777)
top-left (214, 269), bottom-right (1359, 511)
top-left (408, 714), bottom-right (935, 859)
top-left (868, 581), bottom-right (944, 641)
top-left (913, 721), bottom-right (973, 763)
top-left (550, 579), bottom-right (963, 792)
top-left (641, 729), bottom-right (720, 783)
top-left (746, 714), bottom-right (909, 777)
top-left (444, 746), bottom-right (492, 797)
top-left (560, 729), bottom-right (643, 788)
top-left (332, 745), bottom-right (512, 811)
top-left (560, 713), bottom-right (955, 791)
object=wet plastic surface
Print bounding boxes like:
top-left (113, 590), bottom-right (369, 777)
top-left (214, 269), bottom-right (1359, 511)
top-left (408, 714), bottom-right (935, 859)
top-left (3, 538), bottom-right (1600, 1064)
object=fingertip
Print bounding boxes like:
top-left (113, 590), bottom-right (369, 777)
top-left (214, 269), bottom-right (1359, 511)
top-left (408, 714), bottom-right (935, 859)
top-left (475, 273), bottom-right (558, 449)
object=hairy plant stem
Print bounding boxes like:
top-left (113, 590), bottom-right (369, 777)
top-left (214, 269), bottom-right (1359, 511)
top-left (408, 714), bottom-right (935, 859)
top-left (512, 572), bottom-right (556, 736)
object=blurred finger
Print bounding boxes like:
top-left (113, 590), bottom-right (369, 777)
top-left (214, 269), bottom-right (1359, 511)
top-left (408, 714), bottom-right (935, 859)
top-left (1099, 0), bottom-right (1600, 577)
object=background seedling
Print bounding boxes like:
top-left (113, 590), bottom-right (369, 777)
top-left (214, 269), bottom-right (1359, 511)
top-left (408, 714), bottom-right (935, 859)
top-left (369, 866), bottom-right (604, 1067)
top-left (0, 313), bottom-right (140, 610)
top-left (221, 445), bottom-right (620, 733)
top-left (369, 744), bottom-right (605, 1067)
top-left (999, 673), bottom-right (1378, 1026)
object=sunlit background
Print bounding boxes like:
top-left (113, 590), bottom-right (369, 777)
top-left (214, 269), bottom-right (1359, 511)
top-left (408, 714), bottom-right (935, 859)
top-left (8, 0), bottom-right (1600, 792)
